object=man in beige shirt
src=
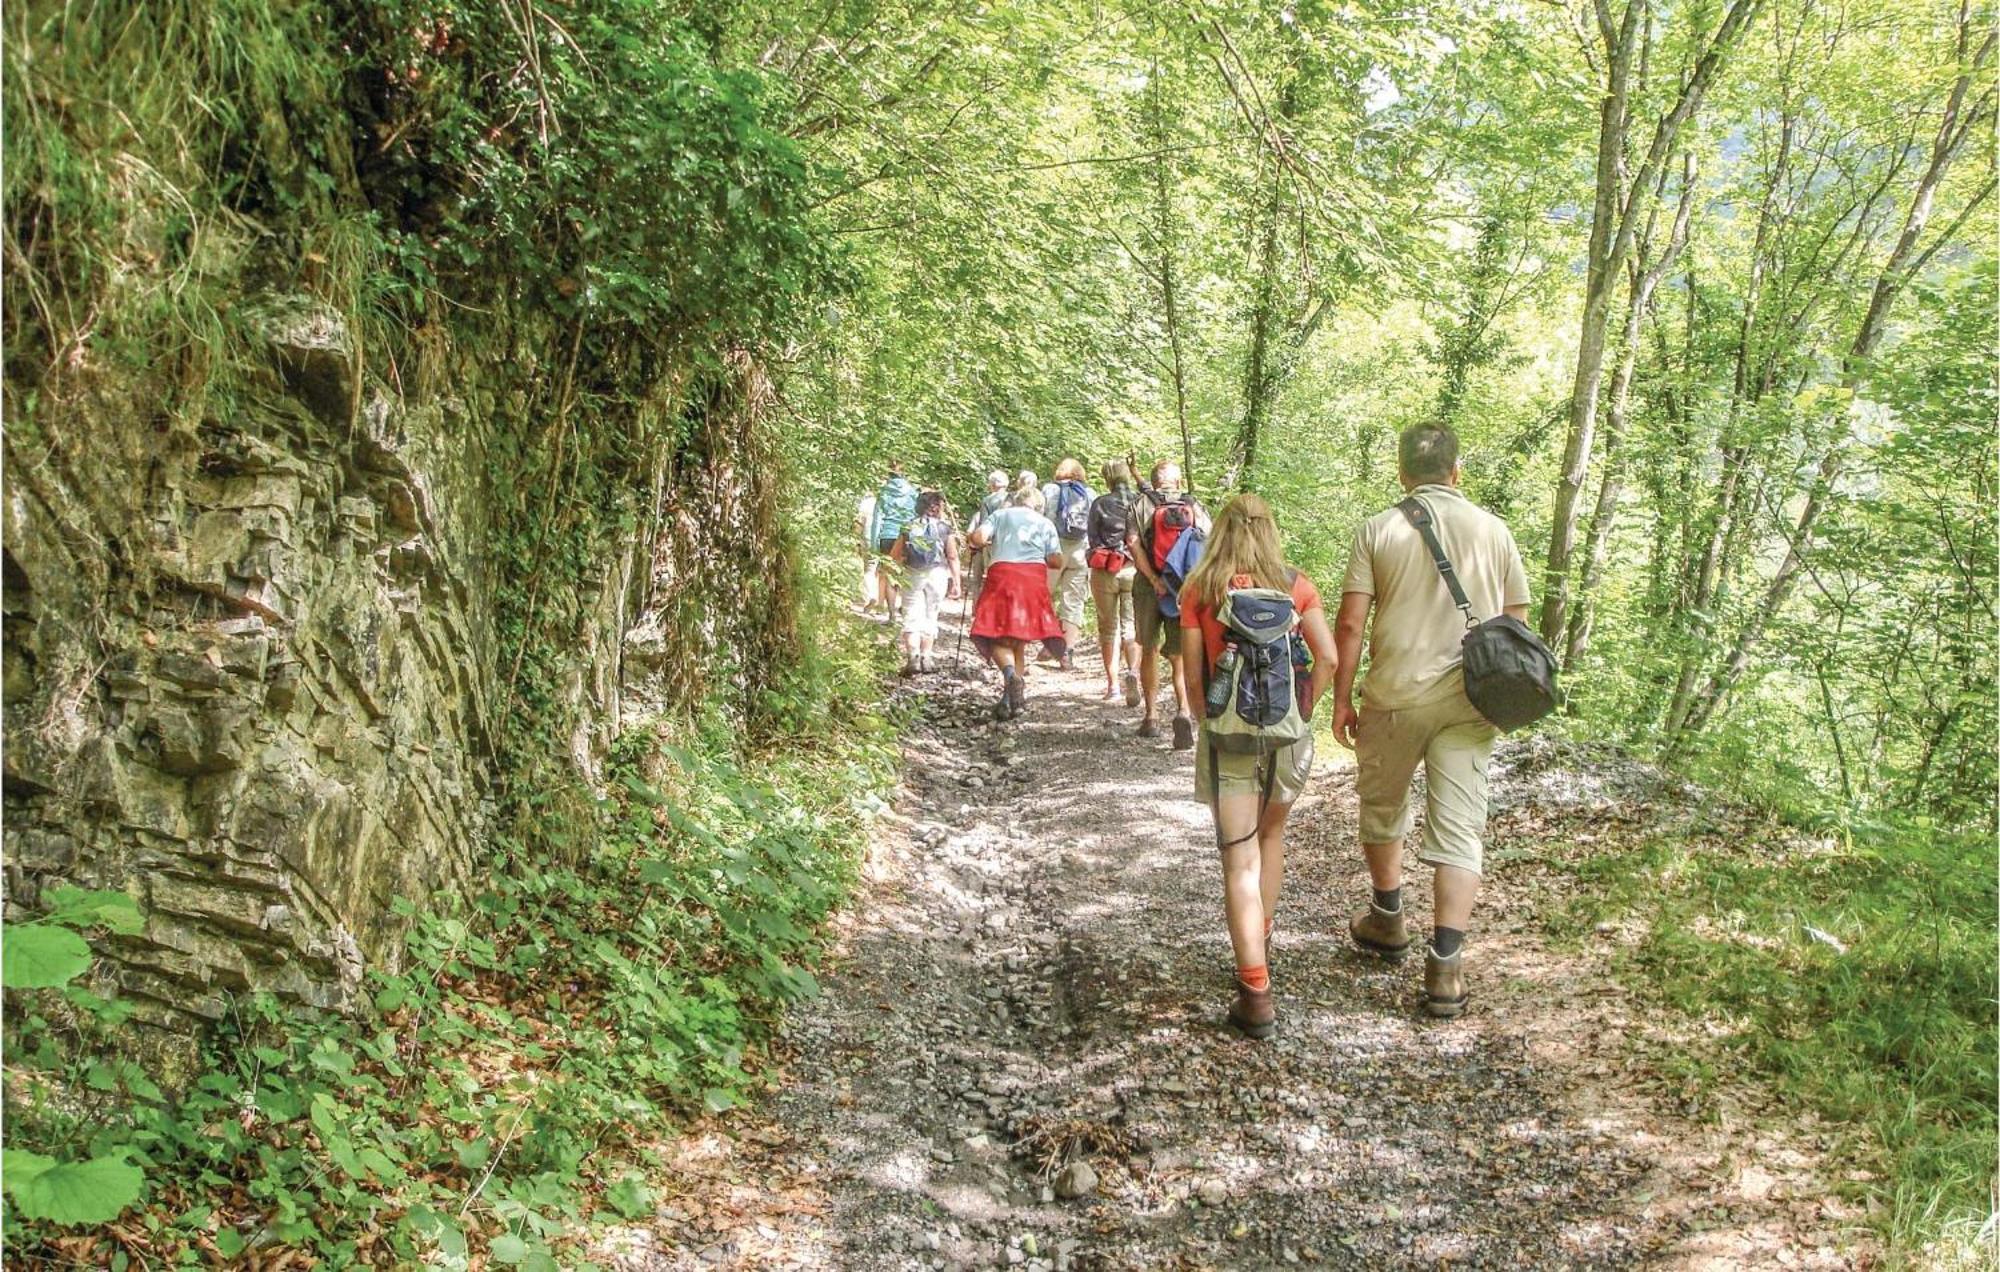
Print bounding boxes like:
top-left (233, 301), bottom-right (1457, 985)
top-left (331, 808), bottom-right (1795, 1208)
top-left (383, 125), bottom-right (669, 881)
top-left (1331, 424), bottom-right (1530, 1018)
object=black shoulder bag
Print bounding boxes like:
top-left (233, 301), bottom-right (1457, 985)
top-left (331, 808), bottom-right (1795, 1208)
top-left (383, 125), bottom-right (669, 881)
top-left (1397, 498), bottom-right (1560, 731)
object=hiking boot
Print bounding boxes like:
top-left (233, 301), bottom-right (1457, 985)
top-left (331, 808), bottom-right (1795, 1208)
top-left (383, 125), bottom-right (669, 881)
top-left (1137, 716), bottom-right (1160, 739)
top-left (1007, 674), bottom-right (1027, 717)
top-left (1171, 714), bottom-right (1194, 751)
top-left (900, 661), bottom-right (919, 677)
top-left (1122, 670), bottom-right (1141, 707)
top-left (1424, 948), bottom-right (1468, 1018)
top-left (1349, 903), bottom-right (1412, 960)
top-left (1227, 984), bottom-right (1276, 1040)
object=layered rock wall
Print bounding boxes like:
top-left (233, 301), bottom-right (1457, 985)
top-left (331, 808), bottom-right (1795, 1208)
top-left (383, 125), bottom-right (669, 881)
top-left (3, 299), bottom-right (520, 1033)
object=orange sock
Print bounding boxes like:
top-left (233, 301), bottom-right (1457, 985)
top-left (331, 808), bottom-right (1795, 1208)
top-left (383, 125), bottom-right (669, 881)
top-left (1236, 964), bottom-right (1269, 992)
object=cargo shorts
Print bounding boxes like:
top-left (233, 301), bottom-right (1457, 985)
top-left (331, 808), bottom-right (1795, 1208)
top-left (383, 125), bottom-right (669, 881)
top-left (1048, 537), bottom-right (1090, 628)
top-left (1355, 687), bottom-right (1499, 874)
top-left (1089, 563), bottom-right (1136, 644)
top-left (1195, 732), bottom-right (1314, 809)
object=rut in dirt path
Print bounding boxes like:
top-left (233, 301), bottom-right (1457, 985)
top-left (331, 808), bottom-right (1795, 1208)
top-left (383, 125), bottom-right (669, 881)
top-left (727, 633), bottom-right (1857, 1272)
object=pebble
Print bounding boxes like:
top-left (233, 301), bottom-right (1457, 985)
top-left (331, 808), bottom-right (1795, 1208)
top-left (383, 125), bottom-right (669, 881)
top-left (1054, 1159), bottom-right (1098, 1199)
top-left (1198, 1180), bottom-right (1229, 1207)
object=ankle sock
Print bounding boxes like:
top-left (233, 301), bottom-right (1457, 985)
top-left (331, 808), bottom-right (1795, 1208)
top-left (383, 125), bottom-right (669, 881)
top-left (1431, 926), bottom-right (1465, 958)
top-left (1236, 964), bottom-right (1269, 993)
top-left (1373, 886), bottom-right (1402, 913)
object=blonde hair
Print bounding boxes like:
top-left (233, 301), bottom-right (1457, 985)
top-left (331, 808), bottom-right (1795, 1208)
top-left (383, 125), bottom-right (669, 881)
top-left (1008, 480), bottom-right (1043, 511)
top-left (1053, 457), bottom-right (1085, 482)
top-left (1182, 494), bottom-right (1289, 610)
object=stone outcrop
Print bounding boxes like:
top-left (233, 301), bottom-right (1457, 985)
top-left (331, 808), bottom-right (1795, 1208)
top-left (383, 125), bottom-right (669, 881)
top-left (4, 298), bottom-right (523, 1036)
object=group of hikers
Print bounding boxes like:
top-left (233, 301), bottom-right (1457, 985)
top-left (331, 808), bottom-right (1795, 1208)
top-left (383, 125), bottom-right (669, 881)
top-left (852, 424), bottom-right (1537, 1038)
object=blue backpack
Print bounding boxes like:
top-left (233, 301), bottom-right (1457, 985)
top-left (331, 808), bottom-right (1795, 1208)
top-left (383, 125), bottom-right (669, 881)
top-left (903, 516), bottom-right (952, 569)
top-left (1156, 524), bottom-right (1206, 619)
top-left (873, 477), bottom-right (917, 540)
top-left (1053, 480), bottom-right (1092, 540)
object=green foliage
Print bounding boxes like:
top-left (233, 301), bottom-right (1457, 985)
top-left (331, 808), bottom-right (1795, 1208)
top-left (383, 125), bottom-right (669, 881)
top-left (1558, 817), bottom-right (1997, 1262)
top-left (1, 1152), bottom-right (145, 1227)
top-left (3, 889), bottom-right (141, 991)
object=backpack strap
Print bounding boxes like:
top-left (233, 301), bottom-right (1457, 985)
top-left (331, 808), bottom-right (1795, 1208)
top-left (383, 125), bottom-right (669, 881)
top-left (1398, 498), bottom-right (1478, 630)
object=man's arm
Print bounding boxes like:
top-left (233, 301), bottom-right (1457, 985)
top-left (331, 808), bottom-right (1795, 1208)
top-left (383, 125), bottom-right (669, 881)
top-left (1331, 591), bottom-right (1371, 749)
top-left (1505, 604), bottom-right (1528, 622)
top-left (947, 534), bottom-right (964, 598)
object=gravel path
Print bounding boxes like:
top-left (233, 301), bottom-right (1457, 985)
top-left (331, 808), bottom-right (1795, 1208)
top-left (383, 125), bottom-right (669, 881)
top-left (609, 623), bottom-right (1867, 1270)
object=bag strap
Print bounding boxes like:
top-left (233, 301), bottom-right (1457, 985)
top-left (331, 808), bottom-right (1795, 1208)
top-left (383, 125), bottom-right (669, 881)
top-left (1397, 497), bottom-right (1478, 630)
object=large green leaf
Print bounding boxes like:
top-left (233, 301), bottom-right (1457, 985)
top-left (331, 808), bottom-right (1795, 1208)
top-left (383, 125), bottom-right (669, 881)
top-left (42, 886), bottom-right (143, 935)
top-left (1, 1152), bottom-right (143, 1225)
top-left (3, 924), bottom-right (93, 989)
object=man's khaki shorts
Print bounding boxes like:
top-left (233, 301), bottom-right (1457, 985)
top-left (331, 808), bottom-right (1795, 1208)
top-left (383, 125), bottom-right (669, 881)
top-left (1195, 732), bottom-right (1314, 809)
top-left (1089, 564), bottom-right (1135, 644)
top-left (1133, 579), bottom-right (1176, 652)
top-left (1355, 689), bottom-right (1498, 874)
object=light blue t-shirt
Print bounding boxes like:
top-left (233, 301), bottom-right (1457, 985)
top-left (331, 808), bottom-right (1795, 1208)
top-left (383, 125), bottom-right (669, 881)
top-left (986, 506), bottom-right (1060, 564)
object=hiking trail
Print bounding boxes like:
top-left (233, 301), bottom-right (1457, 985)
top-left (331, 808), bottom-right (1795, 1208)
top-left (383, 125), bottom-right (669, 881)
top-left (595, 617), bottom-right (1867, 1271)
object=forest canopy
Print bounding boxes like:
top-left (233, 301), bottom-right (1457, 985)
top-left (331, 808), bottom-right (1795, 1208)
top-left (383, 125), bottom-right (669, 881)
top-left (770, 0), bottom-right (1996, 834)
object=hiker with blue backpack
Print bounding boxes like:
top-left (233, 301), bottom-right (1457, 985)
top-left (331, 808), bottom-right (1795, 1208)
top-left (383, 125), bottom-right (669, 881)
top-left (869, 462), bottom-right (921, 620)
top-left (1128, 461), bottom-right (1208, 749)
top-left (1040, 458), bottom-right (1095, 671)
top-left (890, 490), bottom-right (964, 676)
top-left (967, 485), bottom-right (1067, 720)
top-left (1178, 494), bottom-right (1337, 1040)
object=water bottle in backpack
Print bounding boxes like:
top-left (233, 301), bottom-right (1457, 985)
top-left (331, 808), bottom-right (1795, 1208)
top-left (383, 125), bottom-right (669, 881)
top-left (1203, 587), bottom-right (1311, 756)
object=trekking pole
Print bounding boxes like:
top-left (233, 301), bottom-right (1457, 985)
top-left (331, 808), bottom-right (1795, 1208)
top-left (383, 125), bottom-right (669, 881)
top-left (947, 498), bottom-right (970, 668)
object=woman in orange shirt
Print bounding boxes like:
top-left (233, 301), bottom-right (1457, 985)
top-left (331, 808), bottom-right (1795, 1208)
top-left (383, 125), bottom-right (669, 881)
top-left (1178, 494), bottom-right (1337, 1040)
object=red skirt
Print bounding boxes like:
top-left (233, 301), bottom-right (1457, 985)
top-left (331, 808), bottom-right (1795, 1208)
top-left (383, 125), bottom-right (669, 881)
top-left (971, 561), bottom-right (1067, 658)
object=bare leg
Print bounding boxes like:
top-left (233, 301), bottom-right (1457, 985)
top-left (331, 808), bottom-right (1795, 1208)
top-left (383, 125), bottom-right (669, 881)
top-left (1140, 644), bottom-right (1162, 723)
top-left (1258, 799), bottom-right (1294, 927)
top-left (1216, 792), bottom-right (1267, 971)
top-left (1433, 865), bottom-right (1480, 934)
top-left (1167, 652), bottom-right (1193, 718)
top-left (1362, 840), bottom-right (1402, 893)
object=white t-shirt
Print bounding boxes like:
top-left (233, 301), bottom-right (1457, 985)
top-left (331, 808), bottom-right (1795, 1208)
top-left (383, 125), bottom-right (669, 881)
top-left (855, 494), bottom-right (877, 542)
top-left (985, 506), bottom-right (1061, 564)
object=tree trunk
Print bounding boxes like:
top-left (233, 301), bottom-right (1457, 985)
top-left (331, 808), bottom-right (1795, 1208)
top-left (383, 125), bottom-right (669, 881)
top-left (1674, 33), bottom-right (1994, 741)
top-left (1148, 62), bottom-right (1195, 481)
top-left (1234, 173), bottom-right (1284, 491)
top-left (1566, 153), bottom-right (1698, 668)
top-left (1543, 0), bottom-right (1767, 645)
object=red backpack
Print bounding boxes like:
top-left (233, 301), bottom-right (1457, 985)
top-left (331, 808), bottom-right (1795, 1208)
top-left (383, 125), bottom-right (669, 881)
top-left (1149, 496), bottom-right (1196, 572)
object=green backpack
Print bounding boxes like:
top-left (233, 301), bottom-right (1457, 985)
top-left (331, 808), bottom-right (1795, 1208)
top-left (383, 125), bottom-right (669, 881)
top-left (1201, 586), bottom-right (1311, 761)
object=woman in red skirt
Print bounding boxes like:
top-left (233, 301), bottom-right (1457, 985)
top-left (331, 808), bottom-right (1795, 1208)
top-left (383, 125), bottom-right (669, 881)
top-left (967, 486), bottom-right (1066, 720)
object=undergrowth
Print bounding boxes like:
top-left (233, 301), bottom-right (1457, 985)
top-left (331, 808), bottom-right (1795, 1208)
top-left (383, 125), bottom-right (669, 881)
top-left (1, 623), bottom-right (899, 1268)
top-left (1554, 813), bottom-right (1997, 1268)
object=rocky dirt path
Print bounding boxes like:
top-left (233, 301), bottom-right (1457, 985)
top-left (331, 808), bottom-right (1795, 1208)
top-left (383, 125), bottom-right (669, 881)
top-left (605, 623), bottom-right (1869, 1271)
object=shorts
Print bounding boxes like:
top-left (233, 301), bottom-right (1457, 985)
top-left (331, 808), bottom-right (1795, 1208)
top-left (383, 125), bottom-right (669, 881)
top-left (1355, 687), bottom-right (1499, 874)
top-left (875, 536), bottom-right (899, 557)
top-left (901, 567), bottom-right (949, 639)
top-left (1089, 564), bottom-right (1135, 644)
top-left (1047, 537), bottom-right (1089, 627)
top-left (1133, 579), bottom-right (1180, 653)
top-left (1195, 731), bottom-right (1314, 808)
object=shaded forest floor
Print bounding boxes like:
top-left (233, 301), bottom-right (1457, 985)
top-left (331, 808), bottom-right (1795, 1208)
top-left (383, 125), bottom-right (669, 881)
top-left (596, 615), bottom-right (1874, 1270)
